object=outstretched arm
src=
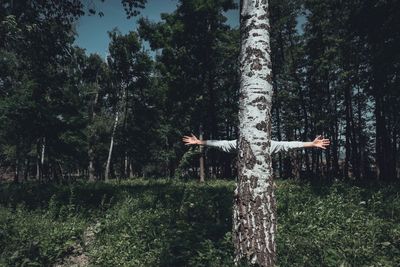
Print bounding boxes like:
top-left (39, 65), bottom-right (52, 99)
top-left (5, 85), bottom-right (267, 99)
top-left (182, 134), bottom-right (237, 153)
top-left (271, 135), bottom-right (330, 154)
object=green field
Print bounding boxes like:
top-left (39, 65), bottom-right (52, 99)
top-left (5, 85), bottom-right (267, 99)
top-left (1, 179), bottom-right (399, 266)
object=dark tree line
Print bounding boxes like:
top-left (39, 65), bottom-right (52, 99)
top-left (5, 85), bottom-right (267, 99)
top-left (270, 0), bottom-right (400, 182)
top-left (0, 0), bottom-right (399, 183)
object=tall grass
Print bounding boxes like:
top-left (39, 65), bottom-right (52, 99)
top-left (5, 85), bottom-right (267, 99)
top-left (0, 179), bottom-right (399, 266)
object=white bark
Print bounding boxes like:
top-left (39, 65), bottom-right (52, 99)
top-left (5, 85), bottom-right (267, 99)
top-left (234, 0), bottom-right (276, 266)
top-left (41, 137), bottom-right (45, 167)
top-left (124, 152), bottom-right (128, 178)
top-left (36, 156), bottom-right (40, 180)
top-left (36, 137), bottom-right (45, 181)
top-left (105, 84), bottom-right (126, 182)
top-left (105, 110), bottom-right (119, 182)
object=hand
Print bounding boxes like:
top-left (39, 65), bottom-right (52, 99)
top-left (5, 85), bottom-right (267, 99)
top-left (182, 134), bottom-right (204, 145)
top-left (312, 135), bottom-right (330, 149)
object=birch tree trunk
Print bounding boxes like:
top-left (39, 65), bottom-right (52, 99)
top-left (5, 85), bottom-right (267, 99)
top-left (234, 0), bottom-right (276, 266)
top-left (36, 137), bottom-right (45, 181)
top-left (105, 111), bottom-right (119, 182)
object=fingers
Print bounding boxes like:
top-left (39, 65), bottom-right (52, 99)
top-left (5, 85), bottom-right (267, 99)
top-left (320, 141), bottom-right (330, 149)
top-left (182, 135), bottom-right (195, 140)
top-left (182, 136), bottom-right (191, 141)
top-left (315, 135), bottom-right (330, 144)
top-left (182, 134), bottom-right (197, 145)
top-left (182, 136), bottom-right (192, 145)
top-left (312, 135), bottom-right (330, 150)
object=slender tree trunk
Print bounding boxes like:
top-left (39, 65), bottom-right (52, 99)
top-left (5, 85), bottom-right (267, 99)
top-left (344, 78), bottom-right (352, 179)
top-left (356, 86), bottom-right (365, 179)
top-left (374, 86), bottom-right (389, 181)
top-left (129, 161), bottom-right (134, 178)
top-left (14, 156), bottom-right (19, 183)
top-left (330, 79), bottom-right (340, 178)
top-left (36, 137), bottom-right (45, 182)
top-left (24, 158), bottom-right (29, 181)
top-left (234, 0), bottom-right (276, 266)
top-left (350, 105), bottom-right (360, 180)
top-left (88, 89), bottom-right (99, 182)
top-left (57, 161), bottom-right (65, 183)
top-left (105, 111), bottom-right (119, 182)
top-left (124, 153), bottom-right (129, 179)
top-left (121, 87), bottom-right (129, 179)
top-left (36, 151), bottom-right (40, 181)
top-left (199, 125), bottom-right (205, 182)
top-left (371, 47), bottom-right (391, 181)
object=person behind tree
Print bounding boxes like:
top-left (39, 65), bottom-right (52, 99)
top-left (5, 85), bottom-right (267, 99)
top-left (182, 134), bottom-right (330, 154)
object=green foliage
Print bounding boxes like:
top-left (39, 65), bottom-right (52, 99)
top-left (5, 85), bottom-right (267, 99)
top-left (1, 179), bottom-right (399, 266)
top-left (174, 147), bottom-right (201, 179)
top-left (0, 205), bottom-right (86, 266)
top-left (276, 181), bottom-right (400, 266)
top-left (137, 0), bottom-right (240, 178)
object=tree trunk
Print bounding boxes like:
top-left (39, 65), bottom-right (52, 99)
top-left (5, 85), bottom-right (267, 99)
top-left (105, 111), bottom-right (119, 182)
top-left (199, 125), bottom-right (205, 182)
top-left (23, 158), bottom-right (29, 182)
top-left (36, 137), bottom-right (45, 182)
top-left (330, 78), bottom-right (340, 178)
top-left (14, 156), bottom-right (19, 183)
top-left (344, 77), bottom-right (352, 179)
top-left (88, 89), bottom-right (99, 182)
top-left (124, 153), bottom-right (129, 179)
top-left (356, 86), bottom-right (365, 179)
top-left (36, 151), bottom-right (40, 181)
top-left (234, 0), bottom-right (276, 266)
top-left (129, 161), bottom-right (134, 178)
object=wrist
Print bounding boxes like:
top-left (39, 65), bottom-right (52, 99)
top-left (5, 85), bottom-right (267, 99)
top-left (303, 142), bottom-right (314, 148)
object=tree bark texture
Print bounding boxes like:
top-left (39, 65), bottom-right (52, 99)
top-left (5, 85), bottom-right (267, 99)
top-left (105, 111), bottom-right (119, 182)
top-left (234, 0), bottom-right (276, 266)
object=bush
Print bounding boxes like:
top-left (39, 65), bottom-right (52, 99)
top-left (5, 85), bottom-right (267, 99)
top-left (1, 178), bottom-right (399, 266)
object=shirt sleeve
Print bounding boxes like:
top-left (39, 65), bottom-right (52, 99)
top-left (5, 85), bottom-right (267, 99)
top-left (204, 140), bottom-right (237, 153)
top-left (270, 140), bottom-right (304, 154)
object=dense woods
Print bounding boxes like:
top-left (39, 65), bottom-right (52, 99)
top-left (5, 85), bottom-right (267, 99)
top-left (1, 0), bottom-right (399, 183)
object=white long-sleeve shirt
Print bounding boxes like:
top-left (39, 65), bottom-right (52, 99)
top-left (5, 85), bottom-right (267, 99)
top-left (204, 140), bottom-right (305, 154)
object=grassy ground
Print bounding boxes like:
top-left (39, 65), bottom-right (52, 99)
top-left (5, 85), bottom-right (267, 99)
top-left (0, 178), bottom-right (399, 266)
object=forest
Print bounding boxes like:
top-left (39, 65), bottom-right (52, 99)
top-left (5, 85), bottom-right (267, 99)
top-left (1, 0), bottom-right (399, 183)
top-left (1, 0), bottom-right (399, 266)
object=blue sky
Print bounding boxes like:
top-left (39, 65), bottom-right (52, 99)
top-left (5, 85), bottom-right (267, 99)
top-left (74, 0), bottom-right (305, 58)
top-left (74, 0), bottom-right (240, 58)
